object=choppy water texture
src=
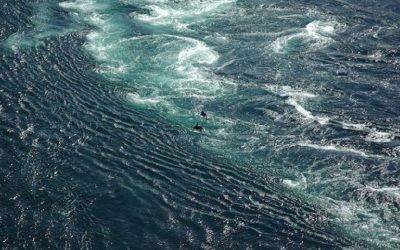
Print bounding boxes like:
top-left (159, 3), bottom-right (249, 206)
top-left (1, 0), bottom-right (400, 249)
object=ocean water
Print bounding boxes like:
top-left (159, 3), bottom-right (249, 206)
top-left (1, 0), bottom-right (400, 248)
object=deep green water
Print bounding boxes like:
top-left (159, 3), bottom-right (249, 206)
top-left (1, 0), bottom-right (400, 248)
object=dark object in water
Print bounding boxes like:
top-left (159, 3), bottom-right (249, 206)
top-left (336, 69), bottom-right (348, 76)
top-left (200, 111), bottom-right (207, 117)
top-left (193, 123), bottom-right (203, 132)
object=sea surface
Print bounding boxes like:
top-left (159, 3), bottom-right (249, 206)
top-left (1, 0), bottom-right (400, 249)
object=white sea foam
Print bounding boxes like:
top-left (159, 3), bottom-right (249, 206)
top-left (270, 34), bottom-right (297, 54)
top-left (265, 85), bottom-right (316, 99)
top-left (265, 85), bottom-right (396, 142)
top-left (60, 0), bottom-right (236, 103)
top-left (365, 186), bottom-right (400, 197)
top-left (298, 142), bottom-right (387, 159)
top-left (340, 122), bottom-right (368, 131)
top-left (118, 34), bottom-right (220, 70)
top-left (265, 85), bottom-right (329, 124)
top-left (286, 99), bottom-right (329, 124)
top-left (4, 2), bottom-right (78, 50)
top-left (299, 143), bottom-right (367, 157)
top-left (305, 20), bottom-right (335, 38)
top-left (365, 129), bottom-right (394, 143)
top-left (177, 37), bottom-right (219, 65)
top-left (59, 1), bottom-right (105, 13)
top-left (392, 146), bottom-right (400, 157)
top-left (105, 33), bottom-right (232, 98)
top-left (323, 196), bottom-right (400, 246)
top-left (136, 5), bottom-right (173, 22)
top-left (340, 122), bottom-right (395, 143)
top-left (215, 59), bottom-right (235, 71)
top-left (283, 175), bottom-right (307, 189)
top-left (134, 0), bottom-right (235, 30)
top-left (327, 198), bottom-right (379, 225)
top-left (127, 93), bottom-right (164, 106)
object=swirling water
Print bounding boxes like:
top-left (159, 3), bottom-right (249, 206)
top-left (1, 0), bottom-right (400, 248)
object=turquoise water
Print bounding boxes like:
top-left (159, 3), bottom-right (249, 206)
top-left (1, 0), bottom-right (400, 248)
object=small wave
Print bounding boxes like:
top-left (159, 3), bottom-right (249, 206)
top-left (19, 124), bottom-right (34, 140)
top-left (270, 20), bottom-right (342, 54)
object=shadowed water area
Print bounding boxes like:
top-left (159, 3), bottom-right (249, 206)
top-left (1, 0), bottom-right (400, 249)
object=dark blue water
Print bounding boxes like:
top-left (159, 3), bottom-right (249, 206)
top-left (1, 0), bottom-right (400, 249)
